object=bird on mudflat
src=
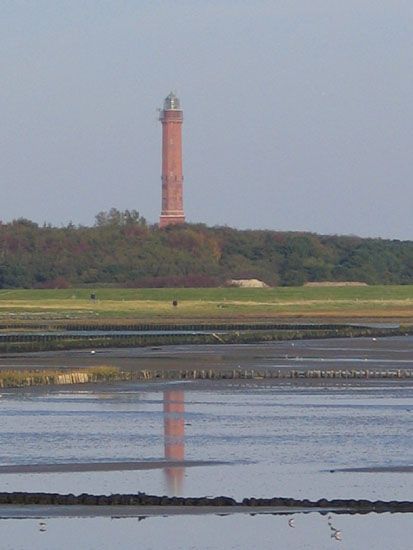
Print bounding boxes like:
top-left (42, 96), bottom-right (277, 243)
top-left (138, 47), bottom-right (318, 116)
top-left (332, 530), bottom-right (342, 541)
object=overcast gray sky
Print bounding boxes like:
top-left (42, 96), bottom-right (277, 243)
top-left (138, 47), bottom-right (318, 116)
top-left (1, 0), bottom-right (412, 239)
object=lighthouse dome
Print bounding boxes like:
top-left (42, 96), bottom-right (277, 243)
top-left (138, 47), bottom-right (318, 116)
top-left (164, 92), bottom-right (181, 110)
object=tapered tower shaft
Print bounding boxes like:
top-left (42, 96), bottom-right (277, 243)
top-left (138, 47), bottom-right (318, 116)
top-left (159, 92), bottom-right (185, 228)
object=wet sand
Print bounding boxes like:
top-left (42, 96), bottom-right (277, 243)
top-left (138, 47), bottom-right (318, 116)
top-left (0, 335), bottom-right (413, 373)
top-left (2, 462), bottom-right (410, 476)
top-left (0, 504), bottom-right (331, 518)
top-left (0, 460), bottom-right (226, 474)
top-left (330, 466), bottom-right (413, 473)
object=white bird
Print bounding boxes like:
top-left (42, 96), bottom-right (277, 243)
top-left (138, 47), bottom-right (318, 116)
top-left (90, 350), bottom-right (96, 355)
top-left (288, 518), bottom-right (295, 528)
top-left (332, 530), bottom-right (342, 541)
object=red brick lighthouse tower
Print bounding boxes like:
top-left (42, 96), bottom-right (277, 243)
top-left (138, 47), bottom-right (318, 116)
top-left (159, 92), bottom-right (185, 228)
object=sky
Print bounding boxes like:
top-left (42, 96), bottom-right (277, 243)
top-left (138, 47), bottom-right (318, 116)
top-left (1, 0), bottom-right (413, 239)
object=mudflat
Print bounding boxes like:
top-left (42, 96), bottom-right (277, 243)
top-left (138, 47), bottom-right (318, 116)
top-left (0, 460), bottom-right (225, 474)
top-left (1, 335), bottom-right (413, 373)
top-left (330, 466), bottom-right (413, 473)
top-left (0, 504), bottom-right (330, 518)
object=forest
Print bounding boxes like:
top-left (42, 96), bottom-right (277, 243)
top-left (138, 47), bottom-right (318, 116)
top-left (0, 209), bottom-right (412, 288)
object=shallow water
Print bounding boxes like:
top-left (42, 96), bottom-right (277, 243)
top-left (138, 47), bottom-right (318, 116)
top-left (1, 512), bottom-right (412, 550)
top-left (0, 337), bottom-right (412, 548)
top-left (0, 379), bottom-right (412, 499)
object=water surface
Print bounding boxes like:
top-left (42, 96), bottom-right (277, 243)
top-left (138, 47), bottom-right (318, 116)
top-left (0, 336), bottom-right (412, 549)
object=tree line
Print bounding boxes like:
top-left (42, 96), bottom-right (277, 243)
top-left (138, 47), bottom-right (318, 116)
top-left (0, 208), bottom-right (412, 288)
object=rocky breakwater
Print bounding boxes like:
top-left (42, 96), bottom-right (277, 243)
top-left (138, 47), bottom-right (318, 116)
top-left (0, 492), bottom-right (412, 513)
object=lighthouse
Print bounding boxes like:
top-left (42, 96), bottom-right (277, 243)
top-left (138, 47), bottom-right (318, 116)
top-left (159, 92), bottom-right (185, 228)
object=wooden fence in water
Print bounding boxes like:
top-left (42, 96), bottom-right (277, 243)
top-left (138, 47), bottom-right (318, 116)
top-left (1, 366), bottom-right (412, 388)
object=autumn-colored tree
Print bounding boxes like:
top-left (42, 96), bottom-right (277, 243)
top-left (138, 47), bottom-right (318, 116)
top-left (0, 211), bottom-right (412, 288)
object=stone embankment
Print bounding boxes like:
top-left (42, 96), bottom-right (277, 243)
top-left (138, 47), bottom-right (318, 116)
top-left (0, 492), bottom-right (411, 513)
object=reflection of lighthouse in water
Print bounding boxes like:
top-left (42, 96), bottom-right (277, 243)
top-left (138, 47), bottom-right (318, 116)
top-left (163, 389), bottom-right (185, 493)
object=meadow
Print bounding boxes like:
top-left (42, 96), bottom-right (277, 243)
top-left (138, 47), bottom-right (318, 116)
top-left (0, 286), bottom-right (412, 324)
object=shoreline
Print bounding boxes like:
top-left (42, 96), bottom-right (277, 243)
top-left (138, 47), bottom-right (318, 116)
top-left (330, 466), bottom-right (413, 473)
top-left (0, 504), bottom-right (353, 518)
top-left (0, 504), bottom-right (355, 518)
top-left (1, 461), bottom-right (411, 475)
top-left (0, 460), bottom-right (227, 474)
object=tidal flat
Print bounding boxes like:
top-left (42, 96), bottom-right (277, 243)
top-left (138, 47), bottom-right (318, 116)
top-left (0, 336), bottom-right (412, 549)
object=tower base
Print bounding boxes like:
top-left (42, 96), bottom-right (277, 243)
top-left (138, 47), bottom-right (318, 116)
top-left (159, 215), bottom-right (186, 228)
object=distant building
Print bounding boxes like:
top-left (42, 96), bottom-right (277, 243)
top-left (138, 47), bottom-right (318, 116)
top-left (227, 279), bottom-right (269, 288)
top-left (159, 92), bottom-right (185, 228)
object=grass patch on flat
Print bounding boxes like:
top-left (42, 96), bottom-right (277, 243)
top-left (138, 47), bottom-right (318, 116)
top-left (0, 286), bottom-right (412, 302)
top-left (0, 286), bottom-right (411, 322)
top-left (0, 366), bottom-right (120, 387)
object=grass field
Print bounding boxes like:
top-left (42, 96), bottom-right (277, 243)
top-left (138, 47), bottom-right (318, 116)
top-left (0, 286), bottom-right (412, 324)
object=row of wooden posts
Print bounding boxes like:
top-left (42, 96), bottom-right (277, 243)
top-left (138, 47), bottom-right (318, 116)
top-left (138, 368), bottom-right (413, 380)
top-left (1, 368), bottom-right (411, 388)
